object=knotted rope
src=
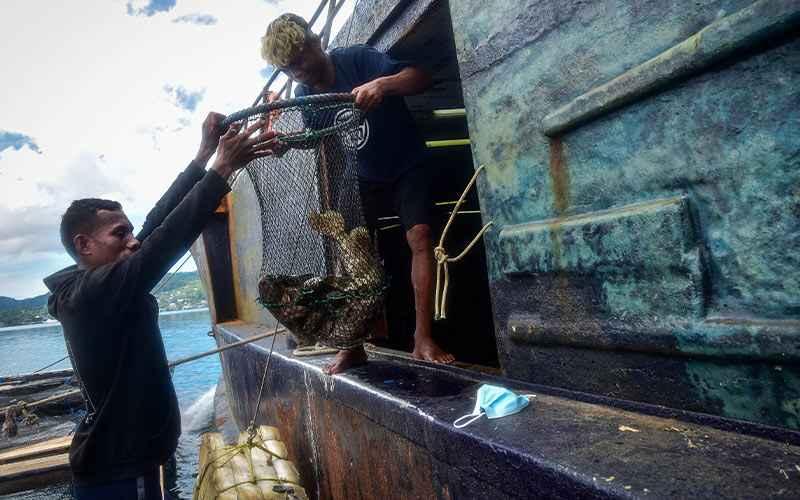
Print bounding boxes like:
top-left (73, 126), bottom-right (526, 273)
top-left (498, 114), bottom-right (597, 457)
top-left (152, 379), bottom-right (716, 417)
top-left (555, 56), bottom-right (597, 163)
top-left (434, 164), bottom-right (492, 320)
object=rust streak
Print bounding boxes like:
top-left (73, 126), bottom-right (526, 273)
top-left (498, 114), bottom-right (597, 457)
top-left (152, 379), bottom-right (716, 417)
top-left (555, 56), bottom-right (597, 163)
top-left (548, 138), bottom-right (571, 216)
top-left (547, 138), bottom-right (571, 269)
top-left (547, 138), bottom-right (583, 327)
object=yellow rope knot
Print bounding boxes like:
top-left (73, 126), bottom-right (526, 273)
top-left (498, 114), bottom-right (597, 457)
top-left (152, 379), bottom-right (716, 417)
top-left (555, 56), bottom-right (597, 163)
top-left (434, 165), bottom-right (493, 321)
top-left (434, 246), bottom-right (447, 264)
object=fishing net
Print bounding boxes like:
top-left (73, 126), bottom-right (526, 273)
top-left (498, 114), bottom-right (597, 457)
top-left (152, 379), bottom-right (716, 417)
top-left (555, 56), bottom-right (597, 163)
top-left (223, 94), bottom-right (385, 351)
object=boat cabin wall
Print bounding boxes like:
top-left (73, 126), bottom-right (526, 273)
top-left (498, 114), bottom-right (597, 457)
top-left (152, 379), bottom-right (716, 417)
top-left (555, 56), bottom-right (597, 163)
top-left (449, 0), bottom-right (800, 430)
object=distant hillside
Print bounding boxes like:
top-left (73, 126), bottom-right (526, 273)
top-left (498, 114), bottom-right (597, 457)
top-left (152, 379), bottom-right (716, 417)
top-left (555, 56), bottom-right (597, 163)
top-left (0, 271), bottom-right (206, 327)
top-left (153, 271), bottom-right (208, 312)
top-left (0, 293), bottom-right (49, 312)
top-left (154, 271), bottom-right (201, 294)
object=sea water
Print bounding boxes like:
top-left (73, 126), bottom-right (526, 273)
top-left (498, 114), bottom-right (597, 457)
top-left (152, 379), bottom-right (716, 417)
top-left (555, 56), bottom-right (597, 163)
top-left (0, 308), bottom-right (220, 499)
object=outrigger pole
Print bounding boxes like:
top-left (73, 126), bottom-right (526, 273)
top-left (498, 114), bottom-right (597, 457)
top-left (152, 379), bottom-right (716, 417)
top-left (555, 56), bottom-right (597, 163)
top-left (0, 327), bottom-right (287, 415)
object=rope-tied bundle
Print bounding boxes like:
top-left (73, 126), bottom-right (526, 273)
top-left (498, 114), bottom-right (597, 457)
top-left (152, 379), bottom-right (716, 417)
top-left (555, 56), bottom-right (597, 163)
top-left (194, 425), bottom-right (307, 499)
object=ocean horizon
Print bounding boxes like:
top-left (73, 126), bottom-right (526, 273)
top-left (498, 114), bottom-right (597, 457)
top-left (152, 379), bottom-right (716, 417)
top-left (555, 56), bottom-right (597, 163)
top-left (0, 307), bottom-right (210, 334)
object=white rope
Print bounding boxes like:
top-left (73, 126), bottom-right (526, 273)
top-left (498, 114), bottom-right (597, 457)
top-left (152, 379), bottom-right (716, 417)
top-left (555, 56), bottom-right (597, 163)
top-left (433, 165), bottom-right (492, 320)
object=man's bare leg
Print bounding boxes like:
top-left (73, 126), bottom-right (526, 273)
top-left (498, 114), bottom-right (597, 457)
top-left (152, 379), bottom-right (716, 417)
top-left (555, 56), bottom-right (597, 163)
top-left (406, 224), bottom-right (455, 364)
top-left (324, 345), bottom-right (368, 375)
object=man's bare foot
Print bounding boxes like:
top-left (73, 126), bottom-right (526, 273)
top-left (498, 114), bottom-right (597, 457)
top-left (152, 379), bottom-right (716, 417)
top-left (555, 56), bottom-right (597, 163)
top-left (412, 333), bottom-right (455, 364)
top-left (324, 346), bottom-right (368, 375)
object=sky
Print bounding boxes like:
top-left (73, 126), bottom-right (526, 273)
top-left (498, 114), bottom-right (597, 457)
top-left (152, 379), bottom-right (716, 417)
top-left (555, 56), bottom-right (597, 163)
top-left (0, 0), bottom-right (355, 299)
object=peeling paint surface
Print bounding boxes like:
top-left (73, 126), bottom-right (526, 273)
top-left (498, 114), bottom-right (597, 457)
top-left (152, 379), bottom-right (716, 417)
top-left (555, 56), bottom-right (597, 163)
top-left (451, 0), bottom-right (800, 428)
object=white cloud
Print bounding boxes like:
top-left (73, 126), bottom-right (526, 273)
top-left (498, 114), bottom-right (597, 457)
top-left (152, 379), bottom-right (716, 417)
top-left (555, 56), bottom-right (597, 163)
top-left (172, 13), bottom-right (218, 25)
top-left (126, 0), bottom-right (177, 17)
top-left (0, 131), bottom-right (41, 157)
top-left (0, 0), bottom-right (353, 298)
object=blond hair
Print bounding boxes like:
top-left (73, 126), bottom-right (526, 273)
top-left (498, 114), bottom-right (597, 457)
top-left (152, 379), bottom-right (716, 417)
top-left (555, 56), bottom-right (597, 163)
top-left (261, 14), bottom-right (309, 67)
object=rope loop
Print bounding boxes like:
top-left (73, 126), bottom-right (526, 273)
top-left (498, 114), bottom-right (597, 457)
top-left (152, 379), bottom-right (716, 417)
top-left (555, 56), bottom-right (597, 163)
top-left (434, 165), bottom-right (492, 320)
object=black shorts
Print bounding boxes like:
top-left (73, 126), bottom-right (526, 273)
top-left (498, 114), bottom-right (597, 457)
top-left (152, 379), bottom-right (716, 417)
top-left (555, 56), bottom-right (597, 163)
top-left (359, 166), bottom-right (433, 233)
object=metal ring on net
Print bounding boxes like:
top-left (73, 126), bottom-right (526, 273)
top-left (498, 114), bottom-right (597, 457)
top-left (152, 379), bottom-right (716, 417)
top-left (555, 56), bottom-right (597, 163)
top-left (222, 93), bottom-right (363, 145)
top-left (234, 92), bottom-right (385, 351)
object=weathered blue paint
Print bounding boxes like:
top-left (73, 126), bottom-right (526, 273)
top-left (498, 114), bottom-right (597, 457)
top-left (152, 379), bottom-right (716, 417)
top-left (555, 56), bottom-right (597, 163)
top-left (450, 0), bottom-right (800, 428)
top-left (499, 196), bottom-right (705, 319)
top-left (542, 0), bottom-right (800, 135)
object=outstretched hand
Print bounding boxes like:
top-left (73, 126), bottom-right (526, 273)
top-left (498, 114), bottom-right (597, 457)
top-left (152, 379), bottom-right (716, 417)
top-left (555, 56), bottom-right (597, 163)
top-left (195, 112), bottom-right (227, 164)
top-left (211, 119), bottom-right (279, 179)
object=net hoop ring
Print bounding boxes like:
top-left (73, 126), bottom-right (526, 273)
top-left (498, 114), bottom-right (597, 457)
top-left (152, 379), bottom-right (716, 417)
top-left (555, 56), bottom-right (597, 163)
top-left (222, 92), bottom-right (358, 127)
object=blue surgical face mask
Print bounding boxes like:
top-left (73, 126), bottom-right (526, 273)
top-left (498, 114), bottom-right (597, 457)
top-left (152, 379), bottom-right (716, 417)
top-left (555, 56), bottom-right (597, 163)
top-left (453, 384), bottom-right (536, 428)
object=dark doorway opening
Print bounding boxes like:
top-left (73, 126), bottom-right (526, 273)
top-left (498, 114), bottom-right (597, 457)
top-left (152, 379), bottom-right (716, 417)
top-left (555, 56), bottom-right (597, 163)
top-left (370, 2), bottom-right (498, 368)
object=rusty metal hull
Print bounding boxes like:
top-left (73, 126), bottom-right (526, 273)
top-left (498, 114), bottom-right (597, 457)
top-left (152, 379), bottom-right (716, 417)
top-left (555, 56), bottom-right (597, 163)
top-left (213, 322), bottom-right (800, 499)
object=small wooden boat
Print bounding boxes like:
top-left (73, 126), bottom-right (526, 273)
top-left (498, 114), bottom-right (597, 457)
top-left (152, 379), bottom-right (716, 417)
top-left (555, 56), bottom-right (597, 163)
top-left (0, 370), bottom-right (83, 495)
top-left (0, 369), bottom-right (82, 417)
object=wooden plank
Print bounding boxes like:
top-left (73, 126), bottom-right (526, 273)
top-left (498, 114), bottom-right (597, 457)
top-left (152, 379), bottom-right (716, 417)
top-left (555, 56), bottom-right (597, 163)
top-left (0, 369), bottom-right (73, 386)
top-left (0, 378), bottom-right (68, 397)
top-left (0, 452), bottom-right (70, 495)
top-left (201, 212), bottom-right (238, 323)
top-left (0, 436), bottom-right (72, 466)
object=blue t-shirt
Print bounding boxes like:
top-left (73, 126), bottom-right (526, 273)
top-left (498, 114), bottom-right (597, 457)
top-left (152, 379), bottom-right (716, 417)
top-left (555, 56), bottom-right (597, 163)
top-left (294, 45), bottom-right (426, 182)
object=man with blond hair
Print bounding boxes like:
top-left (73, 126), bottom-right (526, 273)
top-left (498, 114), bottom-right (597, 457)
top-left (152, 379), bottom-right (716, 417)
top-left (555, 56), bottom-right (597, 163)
top-left (261, 13), bottom-right (455, 374)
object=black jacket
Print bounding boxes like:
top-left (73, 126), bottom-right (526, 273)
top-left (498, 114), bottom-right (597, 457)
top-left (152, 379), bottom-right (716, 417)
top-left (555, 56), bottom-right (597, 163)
top-left (43, 161), bottom-right (230, 485)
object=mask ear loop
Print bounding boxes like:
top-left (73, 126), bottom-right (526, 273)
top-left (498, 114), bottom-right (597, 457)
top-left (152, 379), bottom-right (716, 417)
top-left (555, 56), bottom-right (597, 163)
top-left (453, 411), bottom-right (485, 428)
top-left (523, 394), bottom-right (537, 400)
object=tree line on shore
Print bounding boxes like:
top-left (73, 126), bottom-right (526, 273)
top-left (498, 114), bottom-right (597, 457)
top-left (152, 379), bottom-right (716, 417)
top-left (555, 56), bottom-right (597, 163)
top-left (0, 272), bottom-right (207, 328)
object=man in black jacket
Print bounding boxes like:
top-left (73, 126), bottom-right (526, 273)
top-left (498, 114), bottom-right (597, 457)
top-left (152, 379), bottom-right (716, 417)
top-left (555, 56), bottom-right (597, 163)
top-left (43, 113), bottom-right (275, 499)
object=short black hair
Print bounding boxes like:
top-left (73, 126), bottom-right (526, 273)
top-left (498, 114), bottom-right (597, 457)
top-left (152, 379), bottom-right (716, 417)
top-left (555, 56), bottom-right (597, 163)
top-left (60, 198), bottom-right (122, 260)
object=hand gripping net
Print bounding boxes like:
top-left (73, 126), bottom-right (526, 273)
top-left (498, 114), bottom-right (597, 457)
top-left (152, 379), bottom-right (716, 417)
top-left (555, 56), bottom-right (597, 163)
top-left (223, 94), bottom-right (385, 351)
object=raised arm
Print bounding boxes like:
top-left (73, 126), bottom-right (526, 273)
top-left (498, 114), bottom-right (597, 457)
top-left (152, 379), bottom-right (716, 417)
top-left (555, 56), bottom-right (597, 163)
top-left (82, 118), bottom-right (277, 307)
top-left (137, 113), bottom-right (227, 241)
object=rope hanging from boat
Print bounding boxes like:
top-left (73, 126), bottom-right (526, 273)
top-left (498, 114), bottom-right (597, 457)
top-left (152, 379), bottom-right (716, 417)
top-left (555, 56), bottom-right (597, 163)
top-left (31, 355), bottom-right (69, 374)
top-left (246, 322), bottom-right (282, 442)
top-left (434, 165), bottom-right (493, 320)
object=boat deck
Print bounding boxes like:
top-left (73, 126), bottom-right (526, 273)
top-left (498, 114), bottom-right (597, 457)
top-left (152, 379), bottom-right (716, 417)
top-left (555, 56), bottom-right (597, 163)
top-left (215, 321), bottom-right (800, 499)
